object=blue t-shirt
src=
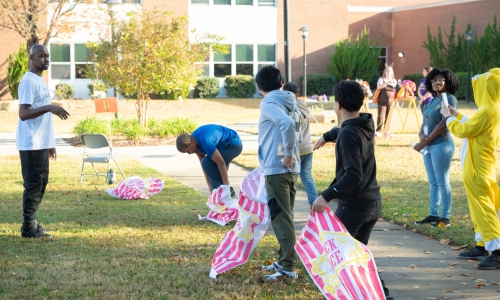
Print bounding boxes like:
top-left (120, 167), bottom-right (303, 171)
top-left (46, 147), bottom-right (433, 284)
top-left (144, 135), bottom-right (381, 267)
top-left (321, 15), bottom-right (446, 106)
top-left (192, 124), bottom-right (241, 157)
top-left (423, 93), bottom-right (458, 145)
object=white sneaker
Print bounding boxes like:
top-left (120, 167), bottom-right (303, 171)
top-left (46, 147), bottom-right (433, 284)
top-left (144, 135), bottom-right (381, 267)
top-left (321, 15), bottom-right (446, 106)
top-left (259, 262), bottom-right (282, 272)
top-left (375, 131), bottom-right (382, 137)
top-left (263, 270), bottom-right (298, 281)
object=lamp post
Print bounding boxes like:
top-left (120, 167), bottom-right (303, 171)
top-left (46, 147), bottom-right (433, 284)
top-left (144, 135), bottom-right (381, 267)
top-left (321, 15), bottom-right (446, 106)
top-left (104, 0), bottom-right (121, 118)
top-left (299, 26), bottom-right (310, 100)
top-left (465, 30), bottom-right (475, 103)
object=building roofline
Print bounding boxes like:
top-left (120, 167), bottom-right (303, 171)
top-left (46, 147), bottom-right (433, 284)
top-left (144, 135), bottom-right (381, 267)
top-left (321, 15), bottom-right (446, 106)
top-left (348, 0), bottom-right (483, 13)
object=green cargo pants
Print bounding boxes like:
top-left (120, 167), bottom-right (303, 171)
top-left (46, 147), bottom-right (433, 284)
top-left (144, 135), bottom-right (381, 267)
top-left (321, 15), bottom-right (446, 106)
top-left (265, 173), bottom-right (299, 272)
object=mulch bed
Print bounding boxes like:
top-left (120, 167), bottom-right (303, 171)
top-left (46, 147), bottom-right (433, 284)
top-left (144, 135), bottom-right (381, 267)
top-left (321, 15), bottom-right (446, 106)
top-left (62, 136), bottom-right (176, 147)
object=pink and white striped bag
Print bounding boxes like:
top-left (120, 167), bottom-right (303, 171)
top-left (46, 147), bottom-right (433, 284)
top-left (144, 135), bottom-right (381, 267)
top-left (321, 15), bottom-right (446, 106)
top-left (295, 207), bottom-right (385, 300)
top-left (105, 176), bottom-right (164, 200)
top-left (209, 167), bottom-right (269, 279)
top-left (198, 185), bottom-right (239, 226)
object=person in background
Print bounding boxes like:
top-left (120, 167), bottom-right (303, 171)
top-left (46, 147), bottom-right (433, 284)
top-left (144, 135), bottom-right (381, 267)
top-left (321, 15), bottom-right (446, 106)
top-left (418, 66), bottom-right (434, 115)
top-left (375, 64), bottom-right (397, 138)
top-left (414, 68), bottom-right (459, 228)
top-left (283, 81), bottom-right (318, 207)
top-left (176, 124), bottom-right (242, 198)
top-left (17, 44), bottom-right (71, 239)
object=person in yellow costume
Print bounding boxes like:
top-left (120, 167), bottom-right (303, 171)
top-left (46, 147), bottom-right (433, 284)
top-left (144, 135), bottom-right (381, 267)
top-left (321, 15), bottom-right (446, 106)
top-left (440, 68), bottom-right (500, 270)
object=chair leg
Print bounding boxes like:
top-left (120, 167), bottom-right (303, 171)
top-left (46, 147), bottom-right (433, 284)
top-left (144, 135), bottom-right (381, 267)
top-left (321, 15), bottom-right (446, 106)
top-left (80, 160), bottom-right (85, 183)
top-left (91, 163), bottom-right (100, 178)
top-left (114, 160), bottom-right (126, 180)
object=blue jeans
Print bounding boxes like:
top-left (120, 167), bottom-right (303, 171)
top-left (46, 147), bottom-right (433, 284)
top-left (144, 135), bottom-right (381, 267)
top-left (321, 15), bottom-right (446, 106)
top-left (423, 139), bottom-right (455, 219)
top-left (201, 143), bottom-right (243, 190)
top-left (300, 152), bottom-right (318, 205)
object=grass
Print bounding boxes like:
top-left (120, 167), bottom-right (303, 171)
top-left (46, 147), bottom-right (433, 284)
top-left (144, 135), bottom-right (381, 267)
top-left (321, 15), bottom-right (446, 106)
top-left (0, 155), bottom-right (322, 299)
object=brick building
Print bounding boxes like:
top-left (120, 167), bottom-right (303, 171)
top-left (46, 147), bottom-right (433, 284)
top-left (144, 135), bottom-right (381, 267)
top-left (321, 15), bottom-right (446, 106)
top-left (0, 0), bottom-right (498, 99)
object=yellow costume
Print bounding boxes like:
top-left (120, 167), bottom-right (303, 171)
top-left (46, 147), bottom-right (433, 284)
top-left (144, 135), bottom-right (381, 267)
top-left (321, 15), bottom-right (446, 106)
top-left (446, 68), bottom-right (500, 251)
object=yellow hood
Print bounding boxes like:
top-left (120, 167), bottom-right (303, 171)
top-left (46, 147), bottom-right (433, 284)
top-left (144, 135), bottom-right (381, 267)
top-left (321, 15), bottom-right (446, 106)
top-left (472, 68), bottom-right (500, 108)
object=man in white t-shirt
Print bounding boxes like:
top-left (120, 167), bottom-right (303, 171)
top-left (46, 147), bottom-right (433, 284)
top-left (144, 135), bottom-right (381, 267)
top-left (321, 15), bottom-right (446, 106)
top-left (17, 44), bottom-right (70, 239)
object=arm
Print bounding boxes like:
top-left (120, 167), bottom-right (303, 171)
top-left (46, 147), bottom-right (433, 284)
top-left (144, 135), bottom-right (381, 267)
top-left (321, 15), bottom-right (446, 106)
top-left (211, 149), bottom-right (229, 186)
top-left (376, 78), bottom-right (387, 89)
top-left (313, 126), bottom-right (340, 151)
top-left (196, 152), bottom-right (212, 193)
top-left (447, 110), bottom-right (488, 139)
top-left (19, 104), bottom-right (70, 121)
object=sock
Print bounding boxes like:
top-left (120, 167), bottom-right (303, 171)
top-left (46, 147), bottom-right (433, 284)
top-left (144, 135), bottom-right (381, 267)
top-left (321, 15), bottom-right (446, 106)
top-left (476, 245), bottom-right (486, 251)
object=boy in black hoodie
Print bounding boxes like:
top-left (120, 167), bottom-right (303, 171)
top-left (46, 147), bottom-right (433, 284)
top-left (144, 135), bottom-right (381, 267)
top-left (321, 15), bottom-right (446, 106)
top-left (311, 80), bottom-right (393, 300)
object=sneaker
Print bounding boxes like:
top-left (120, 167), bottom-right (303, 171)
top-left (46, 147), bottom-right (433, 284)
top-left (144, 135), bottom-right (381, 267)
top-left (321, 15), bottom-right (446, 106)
top-left (430, 218), bottom-right (451, 228)
top-left (459, 247), bottom-right (490, 261)
top-left (263, 270), bottom-right (298, 281)
top-left (21, 225), bottom-right (53, 239)
top-left (375, 131), bottom-right (382, 137)
top-left (477, 252), bottom-right (500, 270)
top-left (415, 215), bottom-right (439, 225)
top-left (259, 262), bottom-right (282, 272)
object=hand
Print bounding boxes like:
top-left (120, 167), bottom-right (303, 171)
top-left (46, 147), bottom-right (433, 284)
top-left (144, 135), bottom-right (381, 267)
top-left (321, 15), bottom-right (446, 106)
top-left (282, 155), bottom-right (294, 169)
top-left (413, 142), bottom-right (425, 152)
top-left (49, 105), bottom-right (70, 120)
top-left (48, 148), bottom-right (57, 160)
top-left (418, 134), bottom-right (429, 146)
top-left (440, 101), bottom-right (451, 118)
top-left (312, 195), bottom-right (328, 213)
top-left (448, 105), bottom-right (458, 117)
top-left (313, 136), bottom-right (326, 151)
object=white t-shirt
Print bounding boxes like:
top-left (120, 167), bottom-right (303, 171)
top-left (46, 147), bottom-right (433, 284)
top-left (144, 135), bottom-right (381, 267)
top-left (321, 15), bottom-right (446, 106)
top-left (16, 72), bottom-right (55, 150)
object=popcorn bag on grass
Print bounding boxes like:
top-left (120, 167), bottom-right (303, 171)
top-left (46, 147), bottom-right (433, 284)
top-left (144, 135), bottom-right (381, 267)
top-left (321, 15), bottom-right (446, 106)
top-left (295, 207), bottom-right (385, 300)
top-left (209, 167), bottom-right (269, 279)
top-left (198, 185), bottom-right (239, 226)
top-left (105, 176), bottom-right (164, 200)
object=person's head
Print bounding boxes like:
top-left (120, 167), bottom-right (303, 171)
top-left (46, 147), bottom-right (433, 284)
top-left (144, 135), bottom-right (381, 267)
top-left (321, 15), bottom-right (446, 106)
top-left (424, 68), bottom-right (460, 96)
top-left (29, 44), bottom-right (49, 73)
top-left (255, 65), bottom-right (283, 94)
top-left (176, 134), bottom-right (198, 154)
top-left (332, 80), bottom-right (365, 113)
top-left (423, 66), bottom-right (433, 78)
top-left (282, 82), bottom-right (300, 98)
top-left (382, 64), bottom-right (395, 80)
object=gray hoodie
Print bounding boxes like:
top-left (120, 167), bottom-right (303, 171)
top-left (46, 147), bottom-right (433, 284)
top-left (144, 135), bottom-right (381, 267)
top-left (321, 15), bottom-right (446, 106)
top-left (258, 90), bottom-right (301, 176)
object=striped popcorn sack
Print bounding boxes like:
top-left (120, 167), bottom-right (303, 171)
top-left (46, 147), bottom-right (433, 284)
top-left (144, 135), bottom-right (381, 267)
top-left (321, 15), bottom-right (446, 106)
top-left (198, 185), bottom-right (239, 226)
top-left (295, 207), bottom-right (385, 300)
top-left (209, 167), bottom-right (269, 279)
top-left (105, 176), bottom-right (164, 200)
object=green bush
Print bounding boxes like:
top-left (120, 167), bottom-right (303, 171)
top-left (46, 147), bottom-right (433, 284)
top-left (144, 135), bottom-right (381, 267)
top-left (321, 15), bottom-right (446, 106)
top-left (87, 82), bottom-right (108, 98)
top-left (454, 72), bottom-right (474, 102)
top-left (225, 75), bottom-right (256, 98)
top-left (369, 72), bottom-right (379, 91)
top-left (72, 117), bottom-right (108, 135)
top-left (7, 44), bottom-right (29, 99)
top-left (149, 118), bottom-right (197, 138)
top-left (194, 76), bottom-right (219, 98)
top-left (299, 74), bottom-right (337, 96)
top-left (156, 88), bottom-right (190, 100)
top-left (55, 83), bottom-right (75, 99)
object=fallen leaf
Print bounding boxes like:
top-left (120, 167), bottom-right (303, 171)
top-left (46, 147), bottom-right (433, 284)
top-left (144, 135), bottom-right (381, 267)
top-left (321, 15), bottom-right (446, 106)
top-left (445, 274), bottom-right (452, 277)
top-left (412, 285), bottom-right (420, 289)
top-left (475, 279), bottom-right (487, 283)
top-left (403, 236), bottom-right (409, 239)
top-left (408, 264), bottom-right (416, 268)
top-left (439, 239), bottom-right (450, 245)
top-left (461, 274), bottom-right (469, 276)
top-left (461, 295), bottom-right (469, 298)
top-left (392, 274), bottom-right (406, 279)
top-left (425, 297), bottom-right (437, 300)
top-left (396, 243), bottom-right (403, 245)
top-left (451, 244), bottom-right (468, 250)
top-left (492, 281), bottom-right (500, 286)
top-left (442, 288), bottom-right (452, 292)
top-left (424, 250), bottom-right (431, 254)
top-left (243, 279), bottom-right (250, 284)
top-left (466, 260), bottom-right (476, 263)
top-left (460, 282), bottom-right (468, 285)
top-left (411, 228), bottom-right (417, 232)
top-left (449, 262), bottom-right (458, 266)
top-left (440, 251), bottom-right (447, 254)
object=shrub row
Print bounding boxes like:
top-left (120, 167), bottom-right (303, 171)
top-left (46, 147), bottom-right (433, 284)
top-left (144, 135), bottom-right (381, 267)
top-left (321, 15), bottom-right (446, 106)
top-left (73, 117), bottom-right (197, 141)
top-left (299, 74), bottom-right (337, 96)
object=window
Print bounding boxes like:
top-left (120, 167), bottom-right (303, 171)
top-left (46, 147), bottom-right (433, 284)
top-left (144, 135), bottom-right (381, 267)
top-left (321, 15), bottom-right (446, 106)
top-left (377, 47), bottom-right (387, 76)
top-left (258, 0), bottom-right (274, 5)
top-left (50, 44), bottom-right (70, 79)
top-left (191, 0), bottom-right (208, 4)
top-left (214, 0), bottom-right (230, 4)
top-left (236, 44), bottom-right (253, 75)
top-left (236, 0), bottom-right (253, 5)
top-left (258, 44), bottom-right (274, 62)
top-left (214, 44), bottom-right (231, 77)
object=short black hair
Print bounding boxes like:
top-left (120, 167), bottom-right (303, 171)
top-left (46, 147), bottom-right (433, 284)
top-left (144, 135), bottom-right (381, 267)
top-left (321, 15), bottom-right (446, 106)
top-left (176, 134), bottom-right (191, 152)
top-left (425, 68), bottom-right (460, 96)
top-left (332, 80), bottom-right (365, 112)
top-left (283, 82), bottom-right (300, 95)
top-left (255, 65), bottom-right (283, 92)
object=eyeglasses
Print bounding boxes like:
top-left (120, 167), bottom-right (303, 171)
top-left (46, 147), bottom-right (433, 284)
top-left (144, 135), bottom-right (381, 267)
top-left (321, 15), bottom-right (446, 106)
top-left (431, 78), bottom-right (445, 84)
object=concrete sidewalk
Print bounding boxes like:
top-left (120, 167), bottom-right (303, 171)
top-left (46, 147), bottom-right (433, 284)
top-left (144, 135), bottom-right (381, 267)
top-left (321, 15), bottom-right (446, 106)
top-left (1, 130), bottom-right (499, 299)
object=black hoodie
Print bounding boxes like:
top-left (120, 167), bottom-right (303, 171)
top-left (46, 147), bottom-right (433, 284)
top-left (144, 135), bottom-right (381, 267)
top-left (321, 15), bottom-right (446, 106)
top-left (321, 113), bottom-right (381, 204)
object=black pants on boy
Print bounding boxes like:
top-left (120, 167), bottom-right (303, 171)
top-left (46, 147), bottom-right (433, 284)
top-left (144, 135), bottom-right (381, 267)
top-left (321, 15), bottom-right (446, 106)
top-left (20, 149), bottom-right (49, 229)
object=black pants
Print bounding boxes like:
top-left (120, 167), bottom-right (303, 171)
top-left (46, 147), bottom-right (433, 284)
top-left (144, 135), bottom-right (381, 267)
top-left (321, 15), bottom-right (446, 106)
top-left (20, 149), bottom-right (49, 229)
top-left (335, 199), bottom-right (381, 246)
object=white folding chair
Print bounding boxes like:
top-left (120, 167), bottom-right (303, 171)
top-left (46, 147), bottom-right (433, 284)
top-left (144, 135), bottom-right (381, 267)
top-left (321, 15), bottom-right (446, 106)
top-left (79, 134), bottom-right (125, 183)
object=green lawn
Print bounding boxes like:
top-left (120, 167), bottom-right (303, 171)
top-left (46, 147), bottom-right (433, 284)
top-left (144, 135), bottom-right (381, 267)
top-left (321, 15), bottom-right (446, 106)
top-left (0, 155), bottom-right (322, 299)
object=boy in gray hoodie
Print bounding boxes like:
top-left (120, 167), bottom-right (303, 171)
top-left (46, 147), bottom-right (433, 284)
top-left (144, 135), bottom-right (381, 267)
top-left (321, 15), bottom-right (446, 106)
top-left (255, 65), bottom-right (301, 280)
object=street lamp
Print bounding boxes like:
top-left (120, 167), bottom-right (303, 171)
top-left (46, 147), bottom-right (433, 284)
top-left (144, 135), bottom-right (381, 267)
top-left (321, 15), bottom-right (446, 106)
top-left (299, 25), bottom-right (310, 100)
top-left (104, 0), bottom-right (122, 118)
top-left (465, 30), bottom-right (475, 103)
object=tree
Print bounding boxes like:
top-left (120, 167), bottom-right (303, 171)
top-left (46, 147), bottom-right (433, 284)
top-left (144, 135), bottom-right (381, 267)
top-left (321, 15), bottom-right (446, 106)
top-left (87, 9), bottom-right (227, 127)
top-left (472, 15), bottom-right (500, 74)
top-left (423, 16), bottom-right (469, 72)
top-left (7, 43), bottom-right (28, 99)
top-left (0, 0), bottom-right (94, 51)
top-left (327, 26), bottom-right (381, 81)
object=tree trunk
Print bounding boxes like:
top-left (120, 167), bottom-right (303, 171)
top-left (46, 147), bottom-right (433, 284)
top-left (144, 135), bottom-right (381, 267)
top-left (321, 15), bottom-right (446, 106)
top-left (27, 0), bottom-right (39, 51)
